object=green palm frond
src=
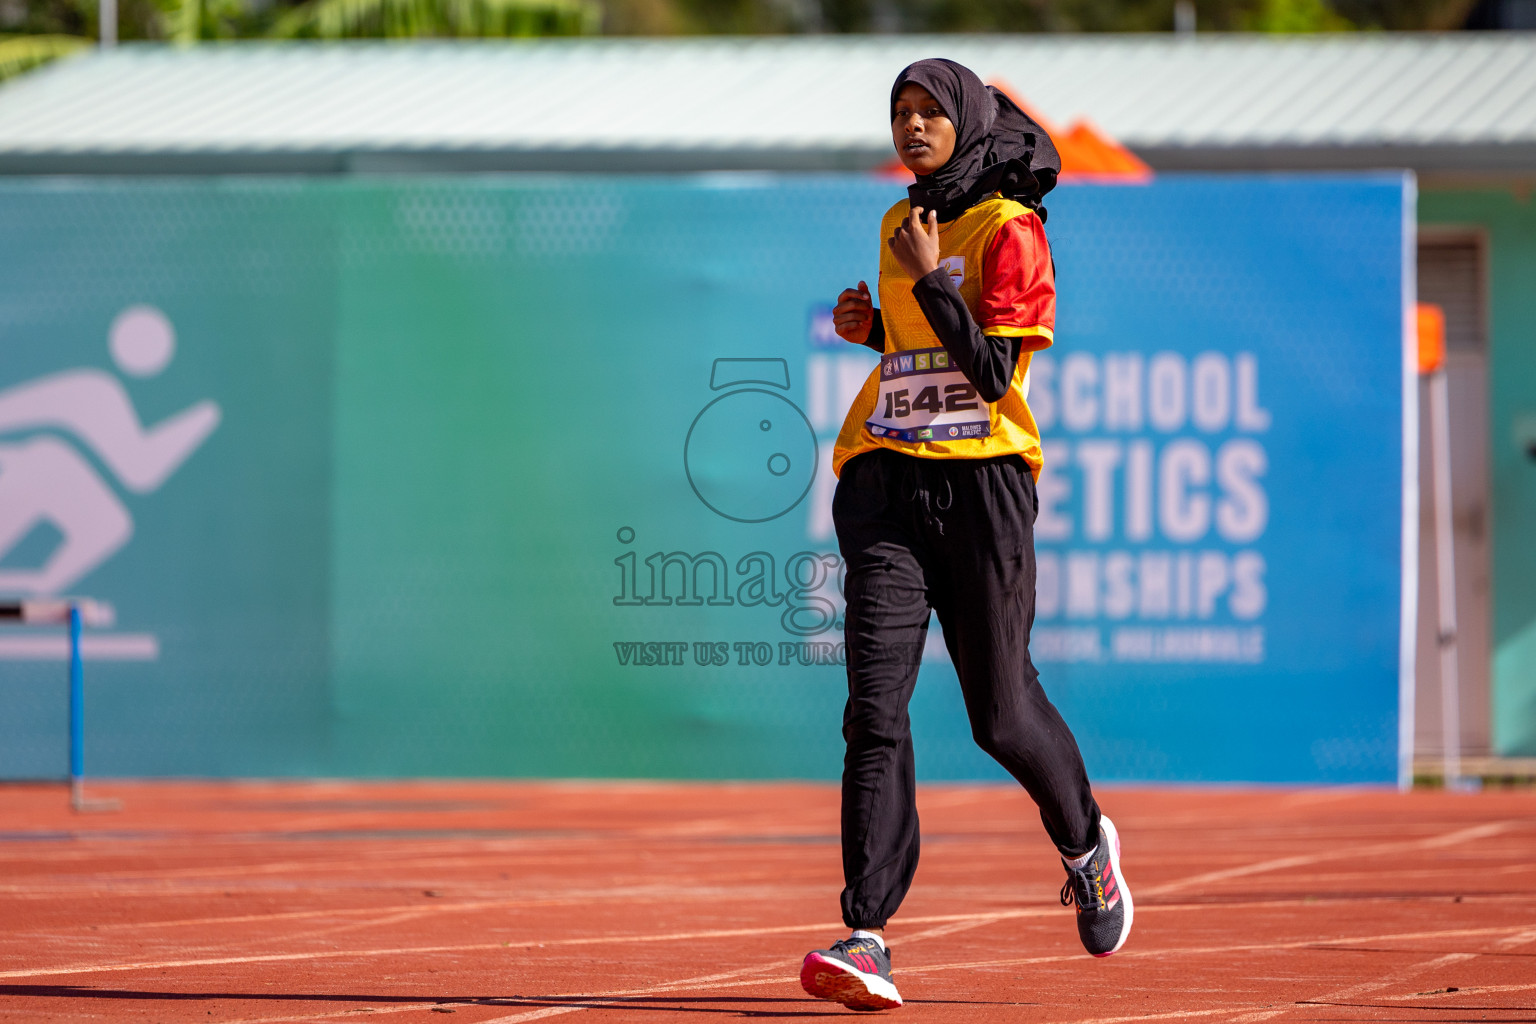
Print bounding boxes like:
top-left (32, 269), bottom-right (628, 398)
top-left (1241, 0), bottom-right (1354, 31)
top-left (0, 34), bottom-right (91, 82)
top-left (270, 0), bottom-right (599, 38)
top-left (172, 0), bottom-right (204, 43)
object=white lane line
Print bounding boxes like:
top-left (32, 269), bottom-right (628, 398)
top-left (449, 960), bottom-right (806, 1024)
top-left (1493, 927), bottom-right (1536, 949)
top-left (477, 1008), bottom-right (584, 1023)
top-left (250, 907), bottom-right (444, 946)
top-left (219, 1005), bottom-right (480, 1024)
top-left (0, 880), bottom-right (821, 902)
top-left (471, 963), bottom-right (803, 1024)
top-left (896, 922), bottom-right (1536, 976)
top-left (1139, 820), bottom-right (1517, 897)
top-left (1053, 1006), bottom-right (1270, 1024)
top-left (217, 1000), bottom-right (542, 1024)
top-left (1001, 958), bottom-right (1536, 1024)
top-left (215, 961), bottom-right (799, 1024)
top-left (60, 899), bottom-right (618, 932)
top-left (6, 814), bottom-right (1523, 900)
top-left (1375, 980), bottom-right (1536, 1000)
top-left (60, 908), bottom-right (455, 971)
top-left (9, 898), bottom-right (1530, 984)
top-left (0, 901), bottom-right (1223, 981)
top-left (1301, 951), bottom-right (1476, 1003)
top-left (194, 968), bottom-right (1536, 1024)
top-left (0, 918), bottom-right (851, 981)
top-left (1285, 922), bottom-right (1536, 1015)
top-left (0, 942), bottom-right (707, 981)
top-left (1, 905), bottom-right (1093, 981)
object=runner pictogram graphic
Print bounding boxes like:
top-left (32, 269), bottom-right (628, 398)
top-left (0, 306), bottom-right (220, 596)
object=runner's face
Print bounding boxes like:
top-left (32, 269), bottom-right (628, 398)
top-left (892, 84), bottom-right (956, 176)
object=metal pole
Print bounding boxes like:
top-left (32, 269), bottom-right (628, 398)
top-left (69, 604), bottom-right (85, 810)
top-left (1174, 0), bottom-right (1196, 35)
top-left (99, 0), bottom-right (117, 46)
top-left (1428, 368), bottom-right (1462, 789)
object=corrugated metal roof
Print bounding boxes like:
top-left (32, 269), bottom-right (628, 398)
top-left (1, 35), bottom-right (1533, 174)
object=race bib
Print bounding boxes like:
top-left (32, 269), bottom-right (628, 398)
top-left (866, 346), bottom-right (991, 443)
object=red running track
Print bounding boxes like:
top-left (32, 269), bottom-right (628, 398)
top-left (1, 781), bottom-right (1533, 1022)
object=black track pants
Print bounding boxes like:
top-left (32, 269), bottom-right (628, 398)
top-left (833, 448), bottom-right (1101, 930)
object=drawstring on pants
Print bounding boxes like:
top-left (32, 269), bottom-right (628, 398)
top-left (936, 476), bottom-right (954, 511)
top-left (899, 459), bottom-right (953, 535)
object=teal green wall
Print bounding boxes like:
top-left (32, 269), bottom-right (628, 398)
top-left (1421, 186), bottom-right (1536, 756)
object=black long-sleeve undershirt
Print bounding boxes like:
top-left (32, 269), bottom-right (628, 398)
top-left (857, 316), bottom-right (886, 355)
top-left (911, 268), bottom-right (1022, 403)
top-left (859, 269), bottom-right (1023, 404)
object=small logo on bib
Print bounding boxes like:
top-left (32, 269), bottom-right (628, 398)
top-left (939, 256), bottom-right (965, 287)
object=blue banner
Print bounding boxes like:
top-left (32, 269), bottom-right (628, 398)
top-left (1020, 177), bottom-right (1411, 784)
top-left (0, 174), bottom-right (1410, 783)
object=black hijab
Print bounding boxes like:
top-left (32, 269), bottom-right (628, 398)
top-left (891, 58), bottom-right (1060, 223)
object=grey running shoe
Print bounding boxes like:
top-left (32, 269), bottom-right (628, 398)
top-left (1060, 815), bottom-right (1133, 956)
top-left (801, 936), bottom-right (902, 1011)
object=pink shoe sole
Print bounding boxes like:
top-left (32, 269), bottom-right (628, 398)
top-left (800, 951), bottom-right (903, 1011)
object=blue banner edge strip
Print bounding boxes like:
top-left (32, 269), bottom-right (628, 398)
top-left (1398, 170), bottom-right (1421, 793)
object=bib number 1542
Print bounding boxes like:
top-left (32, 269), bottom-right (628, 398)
top-left (881, 381), bottom-right (979, 419)
top-left (867, 346), bottom-right (992, 443)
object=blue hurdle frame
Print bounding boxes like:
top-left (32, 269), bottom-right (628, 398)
top-left (69, 604), bottom-right (86, 808)
top-left (0, 599), bottom-right (117, 811)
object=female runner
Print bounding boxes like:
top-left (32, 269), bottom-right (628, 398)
top-left (798, 58), bottom-right (1132, 1012)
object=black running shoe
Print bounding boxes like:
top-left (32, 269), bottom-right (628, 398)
top-left (1060, 814), bottom-right (1133, 957)
top-left (800, 936), bottom-right (902, 1011)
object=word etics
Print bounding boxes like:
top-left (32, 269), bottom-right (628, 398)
top-left (615, 548), bottom-right (841, 636)
top-left (1036, 437), bottom-right (1267, 544)
top-left (1029, 351), bottom-right (1270, 435)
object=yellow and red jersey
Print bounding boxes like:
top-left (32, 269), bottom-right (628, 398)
top-left (832, 194), bottom-right (1055, 477)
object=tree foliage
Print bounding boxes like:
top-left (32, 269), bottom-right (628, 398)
top-left (269, 0), bottom-right (599, 38)
top-left (786, 0), bottom-right (1481, 34)
top-left (1, 0), bottom-right (172, 39)
top-left (0, 31), bottom-right (87, 79)
top-left (0, 0), bottom-right (1494, 83)
top-left (0, 0), bottom-right (597, 43)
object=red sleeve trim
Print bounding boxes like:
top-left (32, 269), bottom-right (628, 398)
top-left (979, 211), bottom-right (1055, 349)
